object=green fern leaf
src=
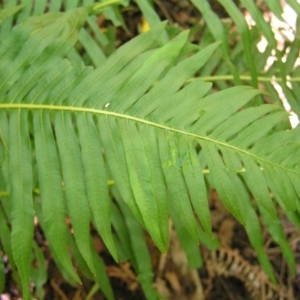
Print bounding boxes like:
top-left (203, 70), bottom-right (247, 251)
top-left (33, 110), bottom-right (81, 283)
top-left (233, 175), bottom-right (277, 282)
top-left (0, 5), bottom-right (25, 25)
top-left (113, 188), bottom-right (158, 300)
top-left (1, 6), bottom-right (300, 297)
top-left (159, 130), bottom-right (200, 242)
top-left (264, 0), bottom-right (284, 20)
top-left (0, 205), bottom-right (18, 284)
top-left (55, 111), bottom-right (95, 274)
top-left (9, 110), bottom-right (34, 300)
top-left (77, 112), bottom-right (118, 260)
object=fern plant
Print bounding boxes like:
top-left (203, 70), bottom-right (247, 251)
top-left (0, 1), bottom-right (299, 299)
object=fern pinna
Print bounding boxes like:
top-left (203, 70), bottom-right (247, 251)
top-left (0, 3), bottom-right (299, 299)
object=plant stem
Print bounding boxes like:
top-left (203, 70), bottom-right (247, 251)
top-left (196, 75), bottom-right (300, 83)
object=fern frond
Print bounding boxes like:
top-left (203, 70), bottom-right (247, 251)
top-left (192, 0), bottom-right (300, 119)
top-left (0, 4), bottom-right (300, 298)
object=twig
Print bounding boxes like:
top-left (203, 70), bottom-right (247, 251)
top-left (50, 279), bottom-right (69, 300)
